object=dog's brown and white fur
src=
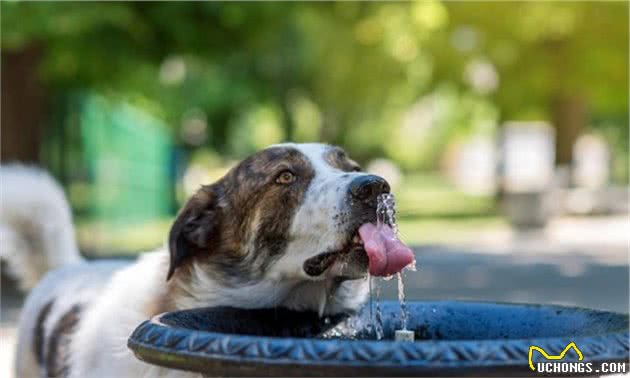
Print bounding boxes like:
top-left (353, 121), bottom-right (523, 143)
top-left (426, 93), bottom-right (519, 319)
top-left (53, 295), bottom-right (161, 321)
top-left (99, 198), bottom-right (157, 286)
top-left (2, 143), bottom-right (394, 378)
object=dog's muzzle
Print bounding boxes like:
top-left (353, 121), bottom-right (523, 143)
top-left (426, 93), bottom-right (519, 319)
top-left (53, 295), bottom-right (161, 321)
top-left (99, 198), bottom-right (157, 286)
top-left (302, 174), bottom-right (391, 280)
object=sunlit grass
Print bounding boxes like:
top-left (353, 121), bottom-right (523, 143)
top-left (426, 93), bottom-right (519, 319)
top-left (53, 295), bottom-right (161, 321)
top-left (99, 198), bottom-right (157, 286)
top-left (397, 216), bottom-right (508, 245)
top-left (394, 173), bottom-right (505, 244)
top-left (395, 173), bottom-right (497, 218)
top-left (77, 218), bottom-right (172, 257)
top-left (76, 215), bottom-right (508, 257)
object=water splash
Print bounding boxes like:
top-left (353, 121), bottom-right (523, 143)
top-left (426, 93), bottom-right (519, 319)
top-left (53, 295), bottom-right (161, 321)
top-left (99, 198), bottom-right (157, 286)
top-left (397, 272), bottom-right (408, 330)
top-left (376, 193), bottom-right (397, 235)
top-left (376, 193), bottom-right (411, 333)
top-left (368, 275), bottom-right (374, 333)
top-left (373, 278), bottom-right (384, 340)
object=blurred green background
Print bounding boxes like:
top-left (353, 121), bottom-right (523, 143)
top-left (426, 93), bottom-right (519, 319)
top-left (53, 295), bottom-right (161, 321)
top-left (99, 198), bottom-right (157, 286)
top-left (2, 1), bottom-right (628, 255)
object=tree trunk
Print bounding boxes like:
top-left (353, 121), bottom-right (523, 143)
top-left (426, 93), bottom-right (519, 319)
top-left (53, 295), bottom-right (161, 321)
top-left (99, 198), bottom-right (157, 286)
top-left (1, 45), bottom-right (46, 163)
top-left (279, 95), bottom-right (295, 142)
top-left (551, 95), bottom-right (586, 166)
top-left (319, 109), bottom-right (339, 143)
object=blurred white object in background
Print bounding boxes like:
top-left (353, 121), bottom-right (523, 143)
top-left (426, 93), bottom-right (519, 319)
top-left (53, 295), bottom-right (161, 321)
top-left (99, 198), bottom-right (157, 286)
top-left (464, 58), bottom-right (499, 95)
top-left (366, 159), bottom-right (402, 190)
top-left (572, 134), bottom-right (610, 189)
top-left (501, 122), bottom-right (555, 229)
top-left (182, 164), bottom-right (213, 198)
top-left (562, 134), bottom-right (617, 215)
top-left (450, 25), bottom-right (478, 52)
top-left (501, 122), bottom-right (555, 193)
top-left (159, 55), bottom-right (186, 85)
top-left (180, 108), bottom-right (209, 146)
top-left (446, 136), bottom-right (497, 195)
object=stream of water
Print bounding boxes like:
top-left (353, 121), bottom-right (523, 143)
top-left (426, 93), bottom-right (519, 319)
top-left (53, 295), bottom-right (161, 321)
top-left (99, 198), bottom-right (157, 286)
top-left (368, 193), bottom-right (415, 334)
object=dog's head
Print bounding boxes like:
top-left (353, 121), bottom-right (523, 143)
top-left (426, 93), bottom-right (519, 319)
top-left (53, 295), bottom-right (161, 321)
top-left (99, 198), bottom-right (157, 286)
top-left (167, 143), bottom-right (392, 313)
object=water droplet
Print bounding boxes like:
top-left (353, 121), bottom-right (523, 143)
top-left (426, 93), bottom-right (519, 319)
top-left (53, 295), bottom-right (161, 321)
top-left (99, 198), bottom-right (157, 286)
top-left (407, 259), bottom-right (417, 272)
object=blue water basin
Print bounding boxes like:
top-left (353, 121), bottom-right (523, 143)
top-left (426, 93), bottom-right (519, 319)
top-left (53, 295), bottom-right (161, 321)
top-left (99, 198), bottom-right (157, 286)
top-left (128, 301), bottom-right (628, 376)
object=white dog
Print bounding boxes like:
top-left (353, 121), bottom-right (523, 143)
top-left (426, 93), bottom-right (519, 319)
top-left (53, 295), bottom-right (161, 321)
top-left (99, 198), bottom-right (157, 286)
top-left (1, 143), bottom-right (413, 377)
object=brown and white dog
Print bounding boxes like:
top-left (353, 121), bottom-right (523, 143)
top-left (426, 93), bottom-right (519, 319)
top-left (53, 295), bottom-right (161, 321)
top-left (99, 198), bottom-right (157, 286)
top-left (1, 143), bottom-right (413, 378)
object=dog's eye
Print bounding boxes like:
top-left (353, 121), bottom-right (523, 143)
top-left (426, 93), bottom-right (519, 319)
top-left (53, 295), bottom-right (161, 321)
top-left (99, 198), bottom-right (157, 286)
top-left (275, 170), bottom-right (296, 185)
top-left (351, 165), bottom-right (362, 172)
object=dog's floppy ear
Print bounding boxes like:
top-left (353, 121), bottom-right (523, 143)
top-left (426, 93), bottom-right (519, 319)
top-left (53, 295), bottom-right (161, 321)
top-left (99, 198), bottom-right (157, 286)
top-left (167, 185), bottom-right (220, 280)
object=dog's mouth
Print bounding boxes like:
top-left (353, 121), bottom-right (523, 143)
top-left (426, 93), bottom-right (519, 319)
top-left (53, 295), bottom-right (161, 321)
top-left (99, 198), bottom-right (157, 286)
top-left (302, 229), bottom-right (367, 279)
top-left (302, 223), bottom-right (414, 279)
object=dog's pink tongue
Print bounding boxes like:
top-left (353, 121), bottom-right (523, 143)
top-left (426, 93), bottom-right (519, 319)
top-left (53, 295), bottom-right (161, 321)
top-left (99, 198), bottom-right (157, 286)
top-left (358, 223), bottom-right (414, 276)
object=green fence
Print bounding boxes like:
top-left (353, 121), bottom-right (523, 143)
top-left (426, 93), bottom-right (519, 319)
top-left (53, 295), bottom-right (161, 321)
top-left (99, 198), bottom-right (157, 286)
top-left (80, 95), bottom-right (172, 228)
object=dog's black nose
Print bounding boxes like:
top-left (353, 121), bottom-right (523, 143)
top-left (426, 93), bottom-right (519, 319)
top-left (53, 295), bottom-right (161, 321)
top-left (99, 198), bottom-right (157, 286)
top-left (349, 175), bottom-right (390, 205)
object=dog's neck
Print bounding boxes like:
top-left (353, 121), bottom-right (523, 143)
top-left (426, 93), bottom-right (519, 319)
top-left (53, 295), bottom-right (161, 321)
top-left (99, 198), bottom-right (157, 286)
top-left (151, 250), bottom-right (366, 317)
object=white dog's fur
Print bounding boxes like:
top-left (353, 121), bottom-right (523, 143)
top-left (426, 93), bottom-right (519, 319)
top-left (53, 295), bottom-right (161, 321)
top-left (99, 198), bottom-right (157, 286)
top-left (2, 143), bottom-right (381, 377)
top-left (0, 166), bottom-right (82, 289)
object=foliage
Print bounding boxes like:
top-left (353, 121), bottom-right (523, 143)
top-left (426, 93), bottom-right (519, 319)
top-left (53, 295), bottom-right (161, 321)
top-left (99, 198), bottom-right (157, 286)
top-left (2, 1), bottom-right (628, 174)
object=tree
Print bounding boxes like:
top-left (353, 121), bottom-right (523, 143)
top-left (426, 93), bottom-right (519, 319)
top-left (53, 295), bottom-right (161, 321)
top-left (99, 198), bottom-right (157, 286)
top-left (2, 1), bottom-right (627, 174)
top-left (431, 2), bottom-right (628, 165)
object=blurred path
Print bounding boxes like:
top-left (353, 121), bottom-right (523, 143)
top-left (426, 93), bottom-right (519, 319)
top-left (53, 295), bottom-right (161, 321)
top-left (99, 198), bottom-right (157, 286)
top-left (380, 216), bottom-right (629, 313)
top-left (380, 245), bottom-right (628, 313)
